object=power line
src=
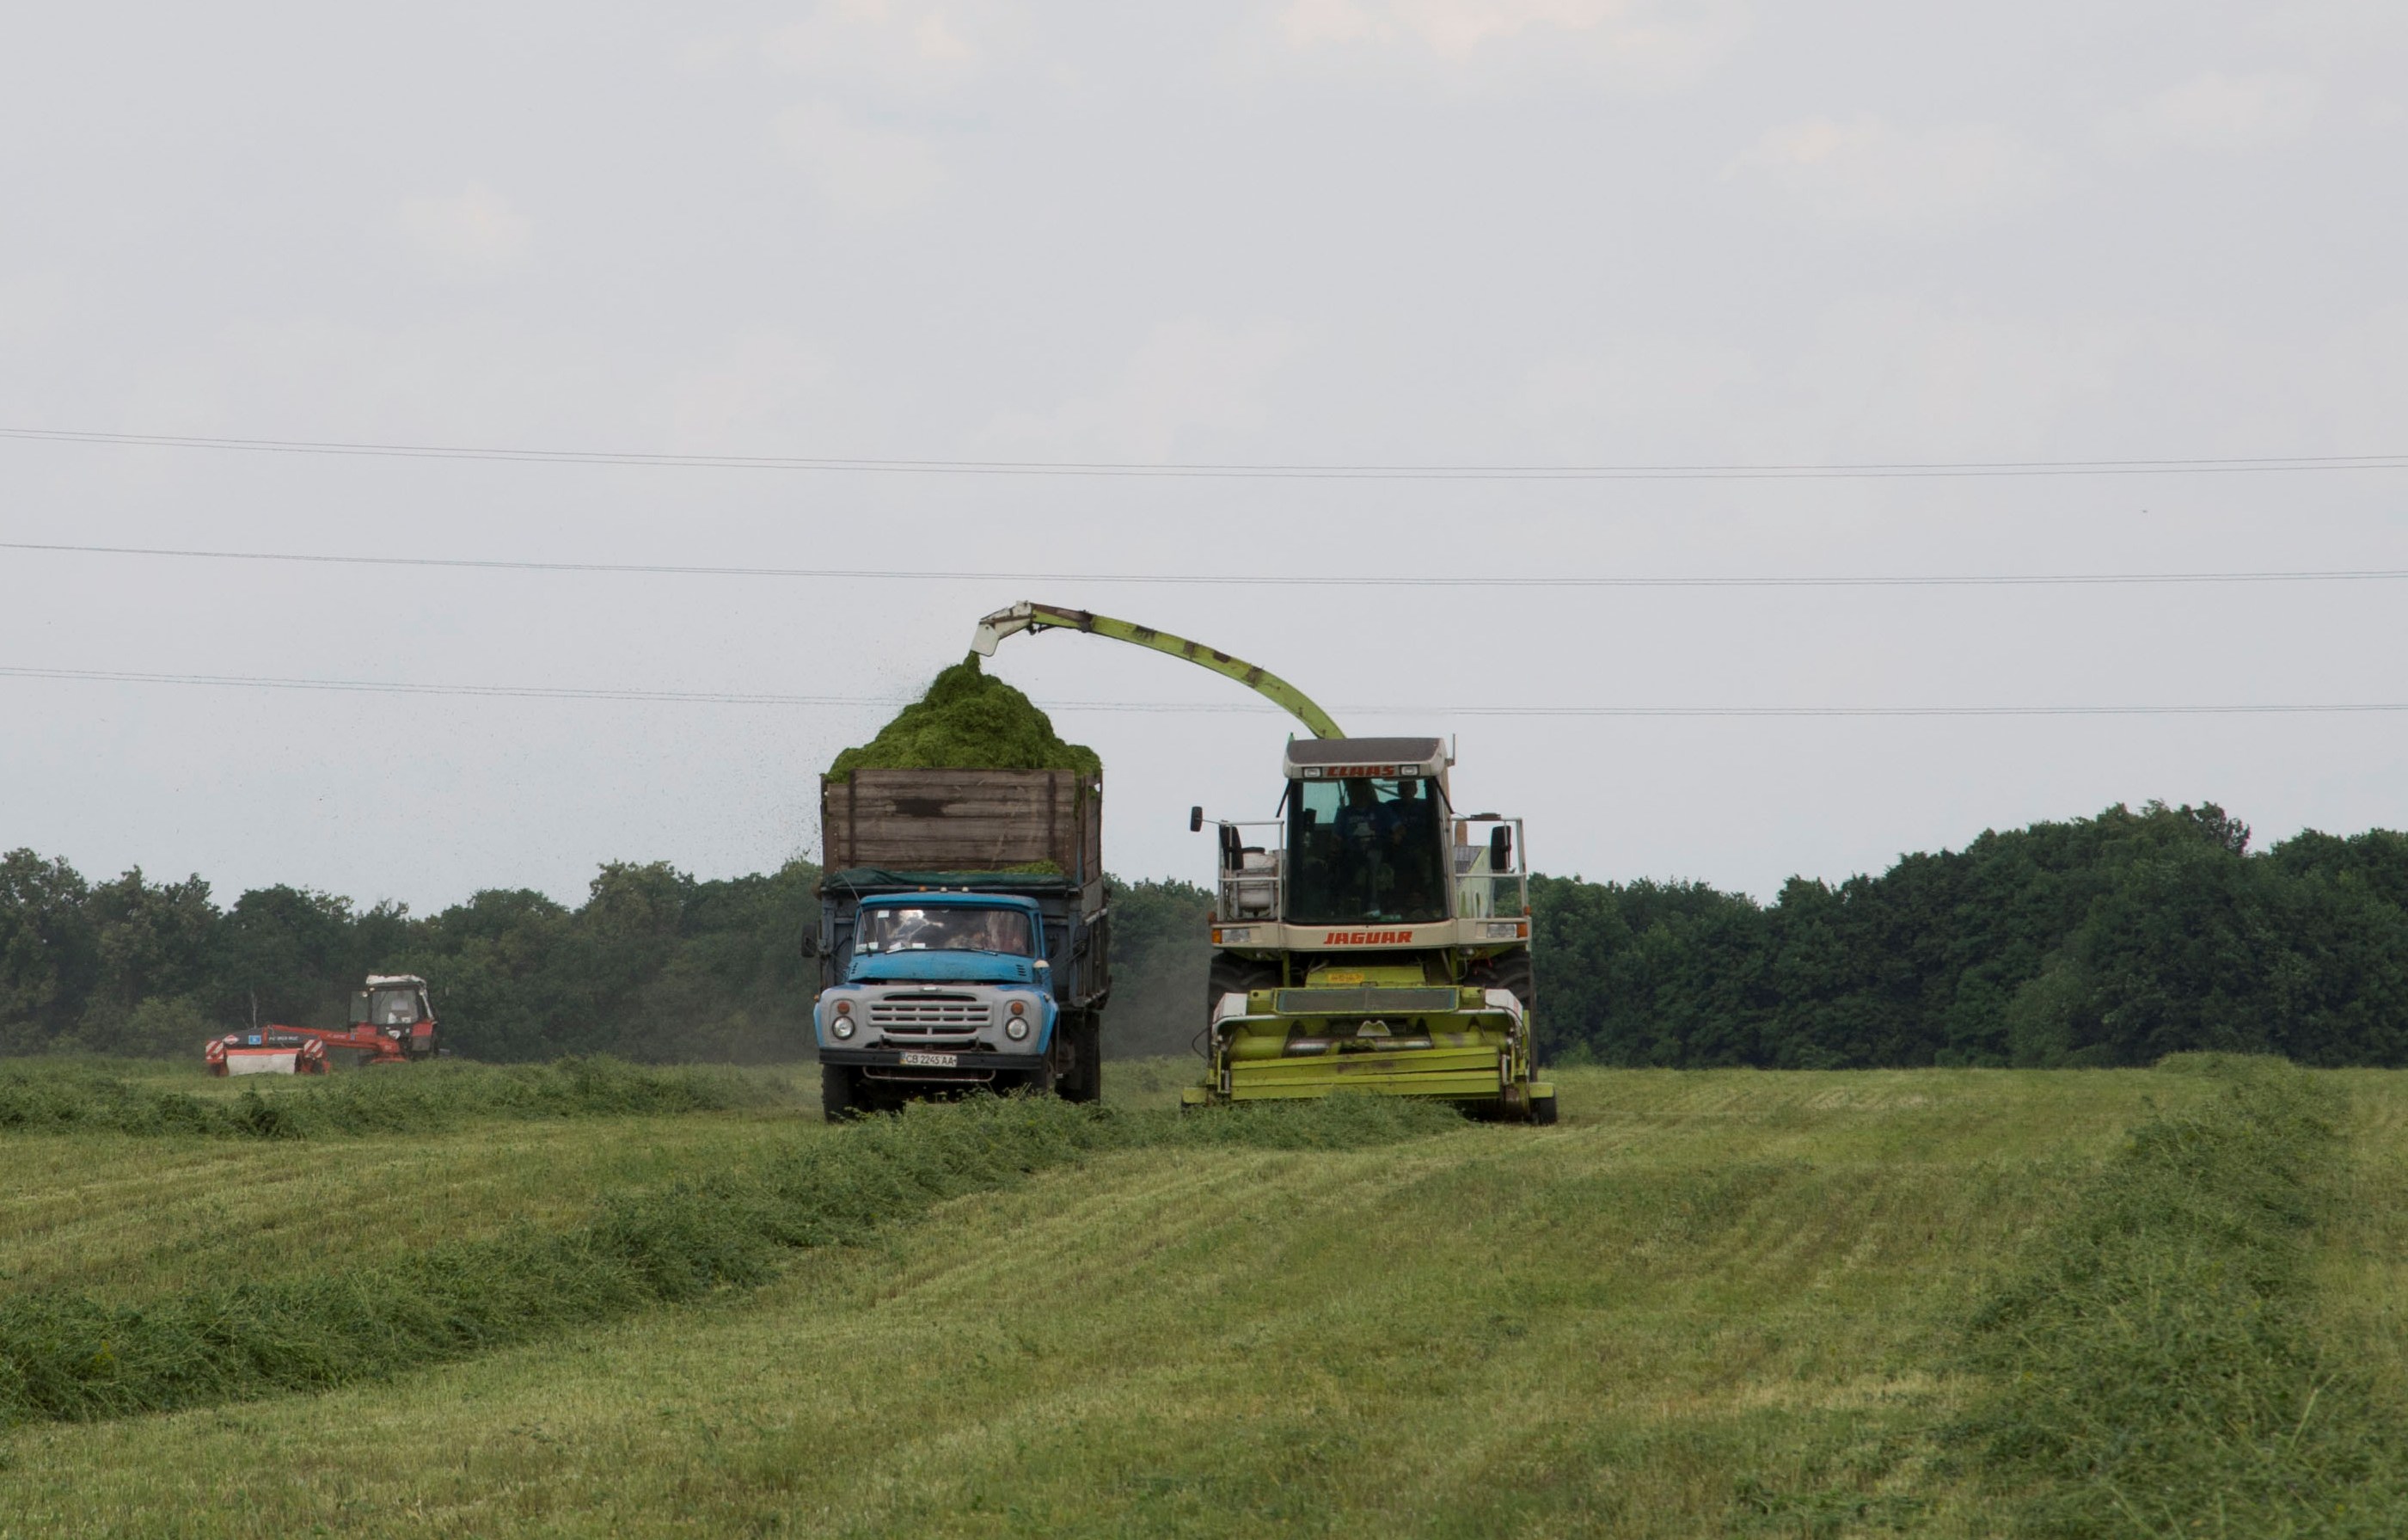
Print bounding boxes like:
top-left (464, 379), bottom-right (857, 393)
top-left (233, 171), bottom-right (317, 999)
top-left (6, 539), bottom-right (2407, 591)
top-left (3, 426), bottom-right (2405, 481)
top-left (7, 664), bottom-right (2406, 719)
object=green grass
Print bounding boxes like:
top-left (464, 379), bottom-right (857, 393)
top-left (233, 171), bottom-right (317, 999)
top-left (3, 1061), bottom-right (2405, 1537)
top-left (0, 1089), bottom-right (1455, 1428)
top-left (0, 1057), bottom-right (801, 1139)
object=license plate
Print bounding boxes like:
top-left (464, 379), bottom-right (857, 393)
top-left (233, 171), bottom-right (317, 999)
top-left (898, 1051), bottom-right (959, 1068)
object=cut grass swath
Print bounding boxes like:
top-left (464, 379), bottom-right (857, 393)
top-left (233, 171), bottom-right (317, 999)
top-left (1954, 1054), bottom-right (2407, 1537)
top-left (0, 1092), bottom-right (1459, 1427)
top-left (0, 1057), bottom-right (786, 1140)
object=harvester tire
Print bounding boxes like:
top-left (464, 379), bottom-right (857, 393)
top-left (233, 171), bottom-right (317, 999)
top-left (1205, 954), bottom-right (1279, 1022)
top-left (1060, 1014), bottom-right (1103, 1104)
top-left (1531, 1094), bottom-right (1559, 1126)
top-left (1466, 949), bottom-right (1535, 1012)
top-left (821, 1063), bottom-right (861, 1121)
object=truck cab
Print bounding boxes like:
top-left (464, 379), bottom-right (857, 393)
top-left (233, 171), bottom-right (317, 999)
top-left (813, 891), bottom-right (1067, 1115)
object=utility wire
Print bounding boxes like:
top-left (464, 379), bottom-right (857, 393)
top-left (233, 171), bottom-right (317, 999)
top-left (3, 426), bottom-right (2405, 481)
top-left (6, 664), bottom-right (2405, 719)
top-left (6, 539), bottom-right (2406, 591)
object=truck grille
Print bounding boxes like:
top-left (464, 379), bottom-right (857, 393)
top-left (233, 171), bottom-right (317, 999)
top-left (868, 995), bottom-right (993, 1032)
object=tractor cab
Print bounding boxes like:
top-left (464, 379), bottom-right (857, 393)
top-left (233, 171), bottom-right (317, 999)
top-left (352, 974), bottom-right (438, 1059)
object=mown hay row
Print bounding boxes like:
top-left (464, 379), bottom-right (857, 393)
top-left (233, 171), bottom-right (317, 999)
top-left (1954, 1054), bottom-right (2405, 1537)
top-left (0, 1094), bottom-right (1459, 1427)
top-left (0, 1058), bottom-right (782, 1141)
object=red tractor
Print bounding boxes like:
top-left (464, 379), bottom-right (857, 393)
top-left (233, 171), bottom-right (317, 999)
top-left (203, 974), bottom-right (441, 1075)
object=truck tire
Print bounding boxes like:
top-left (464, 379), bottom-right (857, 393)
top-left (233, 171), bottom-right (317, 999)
top-left (822, 1063), bottom-right (861, 1122)
top-left (1059, 1013), bottom-right (1103, 1105)
top-left (1022, 1057), bottom-right (1057, 1098)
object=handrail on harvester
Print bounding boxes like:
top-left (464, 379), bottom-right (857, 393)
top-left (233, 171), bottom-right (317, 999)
top-left (971, 602), bottom-right (1345, 740)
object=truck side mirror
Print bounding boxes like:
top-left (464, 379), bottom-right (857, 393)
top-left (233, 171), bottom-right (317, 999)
top-left (800, 929), bottom-right (820, 958)
top-left (1189, 806), bottom-right (1204, 832)
top-left (1489, 825), bottom-right (1513, 871)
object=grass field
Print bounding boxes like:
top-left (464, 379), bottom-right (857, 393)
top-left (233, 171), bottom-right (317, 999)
top-left (2, 1057), bottom-right (2403, 1537)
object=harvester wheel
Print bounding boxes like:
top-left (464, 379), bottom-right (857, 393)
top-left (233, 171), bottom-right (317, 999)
top-left (821, 1063), bottom-right (861, 1121)
top-left (1531, 1094), bottom-right (1559, 1126)
top-left (1466, 949), bottom-right (1535, 1012)
top-left (1205, 954), bottom-right (1279, 1024)
top-left (1059, 1014), bottom-right (1103, 1104)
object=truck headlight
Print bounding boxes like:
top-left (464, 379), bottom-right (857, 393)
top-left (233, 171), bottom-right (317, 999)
top-left (830, 1015), bottom-right (855, 1040)
top-left (1005, 1017), bottom-right (1030, 1041)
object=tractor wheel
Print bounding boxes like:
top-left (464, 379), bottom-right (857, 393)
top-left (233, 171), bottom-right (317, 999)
top-left (1059, 1014), bottom-right (1104, 1104)
top-left (821, 1063), bottom-right (862, 1121)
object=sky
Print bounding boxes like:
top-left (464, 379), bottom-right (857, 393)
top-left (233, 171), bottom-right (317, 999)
top-left (2, 0), bottom-right (2405, 914)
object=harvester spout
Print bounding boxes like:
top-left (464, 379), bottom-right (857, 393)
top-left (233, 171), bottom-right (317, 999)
top-left (971, 601), bottom-right (1345, 739)
top-left (971, 603), bottom-right (1039, 658)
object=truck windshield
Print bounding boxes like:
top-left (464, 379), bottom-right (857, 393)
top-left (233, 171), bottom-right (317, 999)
top-left (860, 906), bottom-right (1034, 956)
top-left (1286, 776), bottom-right (1450, 925)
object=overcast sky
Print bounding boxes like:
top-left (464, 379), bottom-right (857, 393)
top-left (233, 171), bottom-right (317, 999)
top-left (3, 0), bottom-right (2405, 914)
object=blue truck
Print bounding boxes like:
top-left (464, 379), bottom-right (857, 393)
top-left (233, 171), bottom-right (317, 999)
top-left (810, 769), bottom-right (1110, 1119)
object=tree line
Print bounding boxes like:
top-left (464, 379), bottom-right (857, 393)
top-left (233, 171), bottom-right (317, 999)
top-left (7, 801), bottom-right (2408, 1068)
top-left (0, 849), bottom-right (1217, 1064)
top-left (1531, 801), bottom-right (2408, 1069)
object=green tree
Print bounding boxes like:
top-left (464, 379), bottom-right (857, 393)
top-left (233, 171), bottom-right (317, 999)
top-left (0, 850), bottom-right (97, 1052)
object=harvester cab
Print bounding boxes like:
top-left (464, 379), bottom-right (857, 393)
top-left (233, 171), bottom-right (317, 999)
top-left (973, 601), bottom-right (1553, 1121)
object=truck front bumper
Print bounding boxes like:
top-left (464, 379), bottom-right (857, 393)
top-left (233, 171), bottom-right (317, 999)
top-left (818, 1046), bottom-right (1051, 1084)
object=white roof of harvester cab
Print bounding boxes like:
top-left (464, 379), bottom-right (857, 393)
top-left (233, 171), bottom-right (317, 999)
top-left (1283, 736), bottom-right (1449, 778)
top-left (365, 974), bottom-right (428, 988)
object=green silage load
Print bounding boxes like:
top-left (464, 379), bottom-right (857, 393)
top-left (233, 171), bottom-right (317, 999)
top-left (828, 653), bottom-right (1100, 782)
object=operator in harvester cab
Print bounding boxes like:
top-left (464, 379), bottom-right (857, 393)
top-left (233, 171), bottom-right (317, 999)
top-left (1378, 778), bottom-right (1444, 913)
top-left (1339, 777), bottom-right (1382, 845)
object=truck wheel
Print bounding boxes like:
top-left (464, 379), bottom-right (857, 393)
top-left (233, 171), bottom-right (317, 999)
top-left (1023, 1058), bottom-right (1057, 1098)
top-left (1060, 1014), bottom-right (1104, 1104)
top-left (822, 1064), bottom-right (861, 1121)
